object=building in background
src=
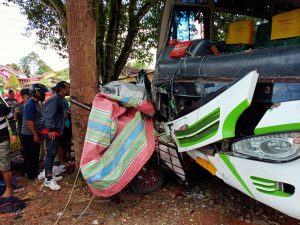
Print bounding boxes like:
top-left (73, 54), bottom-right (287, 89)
top-left (0, 65), bottom-right (41, 90)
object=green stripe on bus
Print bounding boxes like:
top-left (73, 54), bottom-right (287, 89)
top-left (175, 108), bottom-right (220, 137)
top-left (177, 122), bottom-right (219, 147)
top-left (254, 123), bottom-right (300, 135)
top-left (256, 189), bottom-right (293, 197)
top-left (220, 153), bottom-right (255, 199)
top-left (250, 176), bottom-right (276, 184)
top-left (222, 99), bottom-right (250, 138)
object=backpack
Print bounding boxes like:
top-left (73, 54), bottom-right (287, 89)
top-left (0, 197), bottom-right (25, 213)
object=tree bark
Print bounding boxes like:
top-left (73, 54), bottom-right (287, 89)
top-left (66, 0), bottom-right (99, 167)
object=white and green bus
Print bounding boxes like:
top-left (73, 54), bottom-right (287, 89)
top-left (153, 0), bottom-right (300, 220)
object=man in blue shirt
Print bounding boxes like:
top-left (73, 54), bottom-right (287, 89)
top-left (43, 81), bottom-right (70, 191)
top-left (21, 84), bottom-right (48, 180)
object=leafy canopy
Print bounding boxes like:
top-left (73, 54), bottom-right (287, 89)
top-left (6, 0), bottom-right (163, 83)
top-left (19, 52), bottom-right (53, 76)
top-left (6, 73), bottom-right (20, 90)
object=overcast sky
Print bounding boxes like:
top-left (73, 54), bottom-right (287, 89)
top-left (0, 2), bottom-right (69, 71)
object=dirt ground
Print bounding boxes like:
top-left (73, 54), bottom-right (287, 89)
top-left (0, 170), bottom-right (299, 225)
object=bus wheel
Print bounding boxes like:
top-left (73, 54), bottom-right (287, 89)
top-left (129, 160), bottom-right (165, 195)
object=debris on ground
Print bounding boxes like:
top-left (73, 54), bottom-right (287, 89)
top-left (0, 172), bottom-right (299, 225)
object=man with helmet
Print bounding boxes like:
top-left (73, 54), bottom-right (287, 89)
top-left (0, 93), bottom-right (17, 197)
top-left (43, 81), bottom-right (70, 191)
top-left (21, 83), bottom-right (48, 180)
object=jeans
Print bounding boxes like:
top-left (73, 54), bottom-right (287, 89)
top-left (44, 135), bottom-right (60, 176)
top-left (22, 135), bottom-right (40, 179)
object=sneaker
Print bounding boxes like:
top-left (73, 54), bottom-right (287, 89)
top-left (38, 171), bottom-right (45, 181)
top-left (38, 173), bottom-right (62, 182)
top-left (44, 179), bottom-right (61, 191)
top-left (53, 165), bottom-right (65, 176)
top-left (53, 176), bottom-right (63, 182)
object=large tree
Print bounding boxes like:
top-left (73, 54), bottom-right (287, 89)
top-left (19, 52), bottom-right (53, 76)
top-left (5, 74), bottom-right (20, 90)
top-left (6, 0), bottom-right (162, 165)
top-left (67, 0), bottom-right (98, 165)
top-left (6, 0), bottom-right (162, 83)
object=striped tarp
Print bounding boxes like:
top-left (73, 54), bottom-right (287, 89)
top-left (80, 92), bottom-right (155, 197)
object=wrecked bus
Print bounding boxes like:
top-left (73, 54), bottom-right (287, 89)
top-left (152, 0), bottom-right (300, 220)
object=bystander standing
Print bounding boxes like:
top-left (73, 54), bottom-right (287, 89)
top-left (4, 90), bottom-right (18, 113)
top-left (15, 88), bottom-right (30, 175)
top-left (15, 88), bottom-right (30, 137)
top-left (43, 81), bottom-right (70, 191)
top-left (21, 84), bottom-right (48, 180)
top-left (0, 93), bottom-right (17, 197)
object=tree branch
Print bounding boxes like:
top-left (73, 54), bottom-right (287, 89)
top-left (41, 0), bottom-right (67, 37)
top-left (114, 0), bottom-right (159, 80)
top-left (95, 0), bottom-right (106, 82)
top-left (136, 0), bottom-right (157, 21)
top-left (128, 0), bottom-right (137, 20)
top-left (103, 0), bottom-right (122, 83)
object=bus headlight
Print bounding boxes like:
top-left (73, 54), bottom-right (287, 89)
top-left (232, 132), bottom-right (300, 162)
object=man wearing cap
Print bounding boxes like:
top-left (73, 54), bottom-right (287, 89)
top-left (21, 84), bottom-right (48, 180)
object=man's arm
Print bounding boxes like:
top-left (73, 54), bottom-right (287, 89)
top-left (7, 111), bottom-right (17, 144)
top-left (44, 97), bottom-right (57, 131)
top-left (44, 97), bottom-right (58, 141)
top-left (24, 100), bottom-right (39, 143)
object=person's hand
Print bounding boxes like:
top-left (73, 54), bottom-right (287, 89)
top-left (48, 131), bottom-right (56, 142)
top-left (15, 107), bottom-right (21, 113)
top-left (33, 135), bottom-right (40, 143)
top-left (14, 107), bottom-right (20, 120)
top-left (10, 135), bottom-right (17, 144)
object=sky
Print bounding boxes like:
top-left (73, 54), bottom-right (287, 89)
top-left (0, 2), bottom-right (69, 71)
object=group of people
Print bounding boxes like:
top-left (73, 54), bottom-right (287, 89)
top-left (0, 80), bottom-right (71, 198)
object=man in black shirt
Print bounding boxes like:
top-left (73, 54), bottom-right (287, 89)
top-left (0, 93), bottom-right (17, 197)
top-left (4, 90), bottom-right (18, 113)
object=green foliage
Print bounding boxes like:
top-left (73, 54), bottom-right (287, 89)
top-left (115, 0), bottom-right (164, 64)
top-left (19, 52), bottom-right (52, 75)
top-left (39, 77), bottom-right (53, 87)
top-left (56, 68), bottom-right (69, 81)
top-left (7, 0), bottom-right (67, 57)
top-left (19, 55), bottom-right (31, 76)
top-left (11, 63), bottom-right (20, 71)
top-left (6, 0), bottom-right (163, 82)
top-left (6, 73), bottom-right (20, 90)
top-left (128, 61), bottom-right (149, 69)
top-left (0, 77), bottom-right (4, 93)
top-left (39, 69), bottom-right (69, 87)
top-left (212, 12), bottom-right (264, 41)
top-left (36, 59), bottom-right (52, 74)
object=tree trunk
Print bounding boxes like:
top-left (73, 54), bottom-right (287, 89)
top-left (67, 0), bottom-right (99, 167)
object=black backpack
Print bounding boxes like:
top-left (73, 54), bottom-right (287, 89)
top-left (0, 197), bottom-right (25, 213)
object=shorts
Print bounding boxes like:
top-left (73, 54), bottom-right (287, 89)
top-left (0, 140), bottom-right (10, 171)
